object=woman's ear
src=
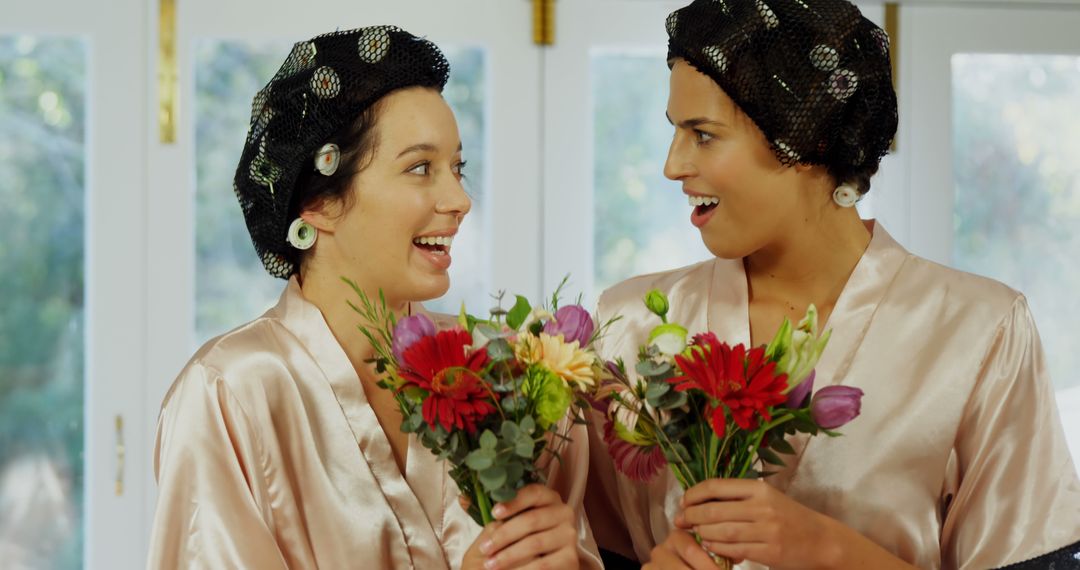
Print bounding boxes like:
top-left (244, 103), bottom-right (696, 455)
top-left (299, 196), bottom-right (344, 234)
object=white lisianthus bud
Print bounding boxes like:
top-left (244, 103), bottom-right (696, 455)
top-left (649, 323), bottom-right (689, 356)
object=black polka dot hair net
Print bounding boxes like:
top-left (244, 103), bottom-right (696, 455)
top-left (234, 26), bottom-right (450, 278)
top-left (666, 0), bottom-right (897, 178)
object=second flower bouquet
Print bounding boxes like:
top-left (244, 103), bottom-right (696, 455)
top-left (349, 278), bottom-right (614, 526)
top-left (599, 290), bottom-right (864, 568)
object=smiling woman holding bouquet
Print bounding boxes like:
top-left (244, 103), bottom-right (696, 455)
top-left (148, 27), bottom-right (599, 570)
top-left (585, 1), bottom-right (1080, 569)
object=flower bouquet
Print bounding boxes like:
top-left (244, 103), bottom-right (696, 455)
top-left (348, 278), bottom-right (614, 526)
top-left (600, 290), bottom-right (864, 568)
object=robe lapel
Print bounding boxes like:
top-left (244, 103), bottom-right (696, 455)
top-left (276, 277), bottom-right (450, 569)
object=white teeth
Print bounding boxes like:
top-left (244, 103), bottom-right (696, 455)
top-left (413, 236), bottom-right (454, 247)
top-left (687, 195), bottom-right (720, 207)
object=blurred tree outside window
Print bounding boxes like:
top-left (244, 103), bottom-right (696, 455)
top-left (0, 35), bottom-right (86, 569)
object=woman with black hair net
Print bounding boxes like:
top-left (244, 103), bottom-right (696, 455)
top-left (585, 1), bottom-right (1080, 568)
top-left (148, 27), bottom-right (601, 570)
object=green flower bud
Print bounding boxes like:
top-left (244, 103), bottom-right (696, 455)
top-left (644, 289), bottom-right (670, 321)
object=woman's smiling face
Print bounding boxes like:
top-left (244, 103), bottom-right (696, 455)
top-left (664, 59), bottom-right (807, 260)
top-left (303, 87), bottom-right (471, 304)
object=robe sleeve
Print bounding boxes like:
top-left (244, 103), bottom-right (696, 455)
top-left (544, 416), bottom-right (605, 570)
top-left (581, 293), bottom-right (641, 562)
top-left (941, 296), bottom-right (1080, 569)
top-left (147, 363), bottom-right (289, 570)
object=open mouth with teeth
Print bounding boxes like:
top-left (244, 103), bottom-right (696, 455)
top-left (412, 235), bottom-right (454, 255)
top-left (688, 194), bottom-right (720, 216)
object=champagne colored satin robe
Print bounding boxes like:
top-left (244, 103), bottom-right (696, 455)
top-left (148, 278), bottom-right (601, 569)
top-left (586, 222), bottom-right (1080, 569)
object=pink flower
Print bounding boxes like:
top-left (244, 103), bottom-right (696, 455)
top-left (785, 369), bottom-right (815, 409)
top-left (603, 419), bottom-right (667, 483)
top-left (811, 385), bottom-right (864, 429)
top-left (392, 314), bottom-right (436, 362)
top-left (543, 305), bottom-right (595, 346)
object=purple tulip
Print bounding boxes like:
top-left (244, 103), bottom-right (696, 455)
top-left (785, 369), bottom-right (815, 409)
top-left (543, 305), bottom-right (595, 346)
top-left (811, 385), bottom-right (864, 429)
top-left (392, 314), bottom-right (436, 362)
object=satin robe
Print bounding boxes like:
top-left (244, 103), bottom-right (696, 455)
top-left (586, 222), bottom-right (1080, 569)
top-left (148, 277), bottom-right (601, 569)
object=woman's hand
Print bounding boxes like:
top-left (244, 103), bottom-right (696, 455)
top-left (462, 484), bottom-right (579, 570)
top-left (675, 479), bottom-right (916, 570)
top-left (642, 528), bottom-right (721, 570)
top-left (674, 478), bottom-right (841, 569)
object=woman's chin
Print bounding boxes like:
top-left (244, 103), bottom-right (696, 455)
top-left (406, 273), bottom-right (451, 304)
top-left (701, 231), bottom-right (753, 260)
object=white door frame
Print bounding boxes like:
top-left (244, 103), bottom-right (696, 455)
top-left (2, 1), bottom-right (149, 568)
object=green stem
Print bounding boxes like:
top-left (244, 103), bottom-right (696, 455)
top-left (715, 432), bottom-right (732, 477)
top-left (652, 423), bottom-right (699, 487)
top-left (472, 471), bottom-right (494, 526)
top-left (706, 427), bottom-right (720, 480)
top-left (734, 414), bottom-right (796, 478)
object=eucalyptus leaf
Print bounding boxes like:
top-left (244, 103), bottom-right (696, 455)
top-left (479, 466), bottom-right (508, 490)
top-left (501, 421), bottom-right (520, 442)
top-left (476, 323), bottom-right (506, 340)
top-left (479, 429), bottom-right (498, 450)
top-left (515, 437), bottom-right (534, 458)
top-left (658, 389), bottom-right (687, 410)
top-left (491, 487), bottom-right (517, 503)
top-left (645, 379), bottom-right (670, 398)
top-left (502, 395), bottom-right (522, 413)
top-left (486, 339), bottom-right (514, 362)
top-left (402, 412), bottom-right (424, 433)
top-left (637, 360), bottom-right (672, 378)
top-left (505, 462), bottom-right (525, 483)
top-left (465, 449), bottom-right (494, 470)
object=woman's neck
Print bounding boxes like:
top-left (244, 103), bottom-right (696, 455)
top-left (298, 264), bottom-right (409, 371)
top-left (744, 209), bottom-right (871, 325)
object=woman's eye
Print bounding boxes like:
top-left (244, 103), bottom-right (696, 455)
top-left (407, 161), bottom-right (431, 176)
top-left (453, 160), bottom-right (468, 177)
top-left (695, 130), bottom-right (715, 144)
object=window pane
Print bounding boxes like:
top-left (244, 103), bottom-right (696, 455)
top-left (0, 35), bottom-right (86, 568)
top-left (952, 53), bottom-right (1080, 459)
top-left (426, 46), bottom-right (489, 316)
top-left (592, 51), bottom-right (712, 299)
top-left (194, 40), bottom-right (489, 343)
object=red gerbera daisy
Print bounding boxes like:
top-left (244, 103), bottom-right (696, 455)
top-left (399, 328), bottom-right (495, 434)
top-left (671, 333), bottom-right (788, 437)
